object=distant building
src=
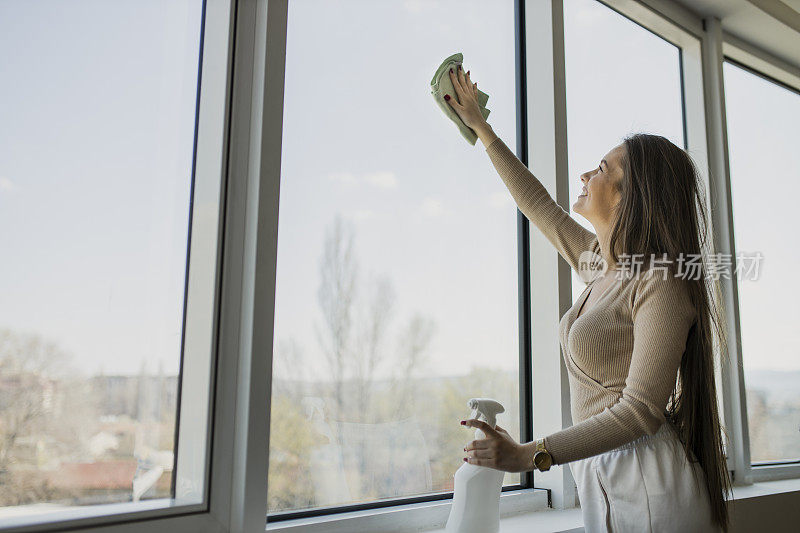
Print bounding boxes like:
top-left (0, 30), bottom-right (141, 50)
top-left (90, 374), bottom-right (178, 421)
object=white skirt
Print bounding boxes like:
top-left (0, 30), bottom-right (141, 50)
top-left (568, 422), bottom-right (720, 533)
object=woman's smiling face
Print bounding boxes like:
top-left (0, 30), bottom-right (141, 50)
top-left (573, 143), bottom-right (625, 226)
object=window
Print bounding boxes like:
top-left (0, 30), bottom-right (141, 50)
top-left (0, 0), bottom-right (226, 528)
top-left (723, 60), bottom-right (800, 465)
top-left (563, 0), bottom-right (685, 301)
top-left (2, 1), bottom-right (799, 532)
top-left (269, 0), bottom-right (523, 518)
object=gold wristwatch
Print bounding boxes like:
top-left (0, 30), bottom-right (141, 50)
top-left (532, 438), bottom-right (552, 472)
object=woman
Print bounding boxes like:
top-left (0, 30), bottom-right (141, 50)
top-left (444, 65), bottom-right (731, 532)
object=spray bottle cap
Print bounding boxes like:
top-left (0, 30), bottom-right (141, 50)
top-left (467, 398), bottom-right (505, 430)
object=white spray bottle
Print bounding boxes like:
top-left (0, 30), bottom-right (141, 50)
top-left (445, 398), bottom-right (506, 533)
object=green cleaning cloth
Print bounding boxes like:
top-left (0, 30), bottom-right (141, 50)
top-left (430, 52), bottom-right (490, 145)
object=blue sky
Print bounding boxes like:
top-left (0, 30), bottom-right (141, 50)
top-left (0, 0), bottom-right (796, 379)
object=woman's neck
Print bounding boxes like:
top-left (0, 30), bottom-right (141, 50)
top-left (595, 221), bottom-right (618, 271)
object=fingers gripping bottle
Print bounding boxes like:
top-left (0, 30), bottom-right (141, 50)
top-left (445, 398), bottom-right (506, 533)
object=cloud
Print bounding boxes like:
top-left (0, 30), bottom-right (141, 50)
top-left (327, 171), bottom-right (398, 189)
top-left (402, 0), bottom-right (436, 14)
top-left (421, 197), bottom-right (451, 217)
top-left (0, 177), bottom-right (15, 192)
top-left (327, 172), bottom-right (358, 186)
top-left (488, 191), bottom-right (514, 209)
top-left (363, 171), bottom-right (397, 189)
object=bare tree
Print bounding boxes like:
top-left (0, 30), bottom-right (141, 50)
top-left (272, 338), bottom-right (308, 399)
top-left (0, 331), bottom-right (65, 468)
top-left (0, 329), bottom-right (90, 505)
top-left (270, 215), bottom-right (440, 507)
top-left (352, 274), bottom-right (395, 424)
top-left (388, 314), bottom-right (436, 419)
top-left (313, 215), bottom-right (436, 422)
top-left (314, 214), bottom-right (359, 423)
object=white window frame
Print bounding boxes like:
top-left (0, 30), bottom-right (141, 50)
top-left (2, 1), bottom-right (799, 532)
top-left (0, 0), bottom-right (279, 531)
top-left (714, 29), bottom-right (800, 485)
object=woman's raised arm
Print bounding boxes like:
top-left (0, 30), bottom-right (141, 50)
top-left (480, 130), bottom-right (599, 274)
top-left (442, 66), bottom-right (598, 271)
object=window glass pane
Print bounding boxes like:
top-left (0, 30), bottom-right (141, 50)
top-left (563, 0), bottom-right (684, 300)
top-left (723, 60), bottom-right (800, 464)
top-left (270, 0), bottom-right (519, 514)
top-left (0, 0), bottom-right (202, 518)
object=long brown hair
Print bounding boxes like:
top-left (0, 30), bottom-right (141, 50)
top-left (608, 133), bottom-right (731, 531)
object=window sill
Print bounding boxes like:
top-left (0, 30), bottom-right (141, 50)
top-left (748, 462), bottom-right (800, 483)
top-left (730, 477), bottom-right (800, 500)
top-left (265, 488), bottom-right (548, 533)
top-left (421, 507), bottom-right (584, 533)
top-left (265, 478), bottom-right (800, 533)
top-left (0, 498), bottom-right (204, 533)
top-left (425, 478), bottom-right (800, 533)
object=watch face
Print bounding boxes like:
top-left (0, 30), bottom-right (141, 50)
top-left (534, 451), bottom-right (552, 471)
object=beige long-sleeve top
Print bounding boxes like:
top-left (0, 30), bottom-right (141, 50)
top-left (484, 136), bottom-right (697, 465)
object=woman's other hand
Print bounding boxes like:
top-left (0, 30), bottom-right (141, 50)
top-left (461, 419), bottom-right (532, 473)
top-left (445, 65), bottom-right (488, 132)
